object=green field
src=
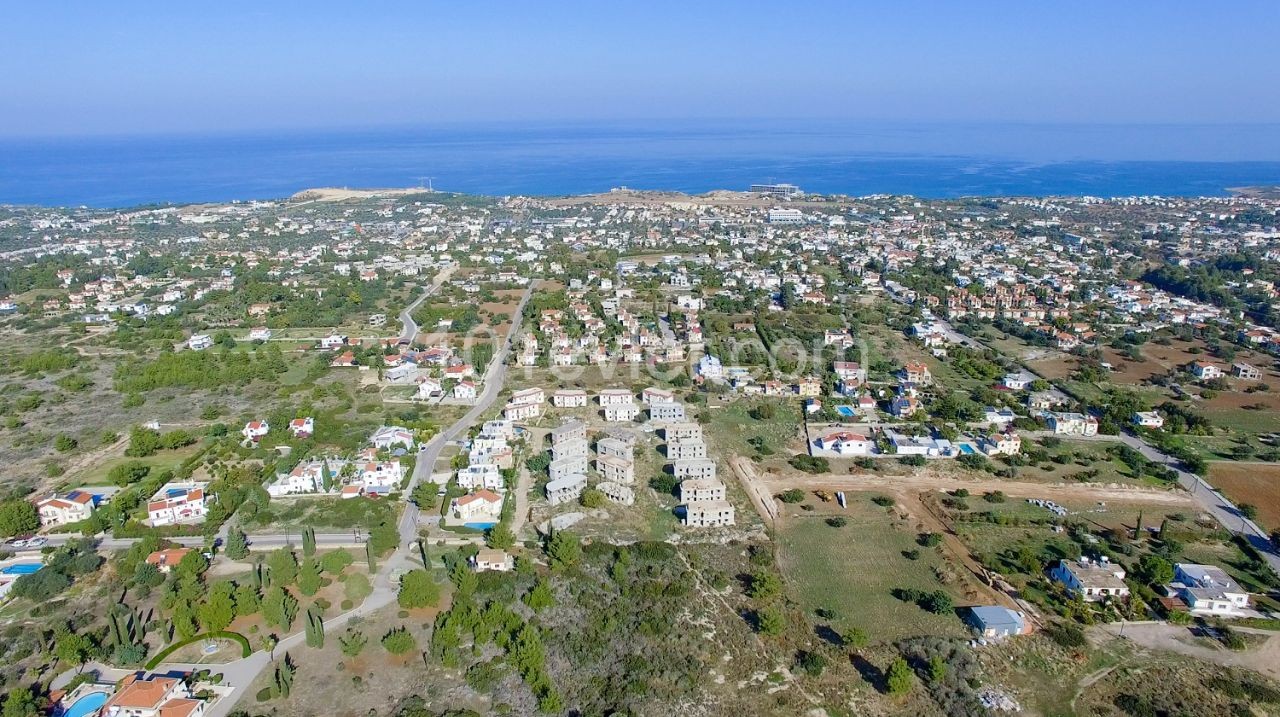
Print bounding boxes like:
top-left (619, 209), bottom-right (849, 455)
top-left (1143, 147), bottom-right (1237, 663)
top-left (244, 494), bottom-right (399, 533)
top-left (777, 500), bottom-right (966, 644)
top-left (72, 443), bottom-right (204, 488)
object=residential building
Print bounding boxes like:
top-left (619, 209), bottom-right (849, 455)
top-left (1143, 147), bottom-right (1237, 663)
top-left (241, 420), bottom-right (269, 442)
top-left (666, 437), bottom-right (707, 460)
top-left (1234, 363), bottom-right (1262, 381)
top-left (35, 491), bottom-right (96, 526)
top-left (504, 401), bottom-right (544, 422)
top-left (1131, 411), bottom-right (1164, 429)
top-left (596, 453), bottom-right (635, 483)
top-left (1168, 563), bottom-right (1250, 617)
top-left (549, 454), bottom-right (589, 481)
top-left (471, 549), bottom-right (514, 572)
top-left (597, 481), bottom-right (636, 505)
top-left (453, 380), bottom-right (478, 400)
top-left (510, 387), bottom-right (546, 406)
top-left (597, 388), bottom-right (634, 406)
top-left (187, 334), bottom-right (213, 351)
top-left (369, 426), bottom-right (413, 452)
top-left (672, 458), bottom-right (717, 480)
top-left (811, 430), bottom-right (872, 456)
top-left (101, 673), bottom-right (205, 717)
top-left (902, 361), bottom-right (932, 385)
top-left (145, 548), bottom-right (192, 574)
top-left (147, 484), bottom-right (208, 526)
top-left (964, 606), bottom-right (1030, 639)
top-left (603, 402), bottom-right (640, 422)
top-left (451, 489), bottom-right (504, 522)
top-left (664, 422), bottom-right (703, 441)
top-left (288, 416), bottom-right (314, 438)
top-left (457, 464), bottom-right (504, 491)
top-left (833, 361), bottom-right (866, 385)
top-left (679, 478), bottom-right (726, 503)
top-left (649, 401), bottom-right (686, 423)
top-left (1047, 412), bottom-right (1099, 436)
top-left (596, 436), bottom-right (633, 461)
top-left (1050, 557), bottom-right (1130, 601)
top-left (546, 474), bottom-right (587, 506)
top-left (683, 500), bottom-right (735, 527)
top-left (642, 387), bottom-right (675, 405)
top-left (1189, 361), bottom-right (1223, 380)
top-left (980, 432), bottom-right (1022, 456)
top-left (552, 389), bottom-right (589, 408)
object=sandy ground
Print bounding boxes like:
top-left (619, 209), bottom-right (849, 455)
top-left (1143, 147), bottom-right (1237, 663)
top-left (289, 187), bottom-right (430, 202)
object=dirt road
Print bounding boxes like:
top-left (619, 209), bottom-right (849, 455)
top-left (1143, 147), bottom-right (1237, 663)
top-left (1096, 623), bottom-right (1280, 679)
top-left (763, 471), bottom-right (1196, 507)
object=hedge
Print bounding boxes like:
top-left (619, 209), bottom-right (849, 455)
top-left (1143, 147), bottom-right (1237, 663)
top-left (144, 631), bottom-right (252, 669)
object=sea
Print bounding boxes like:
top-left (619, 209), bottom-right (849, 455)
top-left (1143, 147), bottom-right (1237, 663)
top-left (2, 120), bottom-right (1280, 208)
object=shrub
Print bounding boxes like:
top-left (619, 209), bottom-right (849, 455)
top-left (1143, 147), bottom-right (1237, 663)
top-left (871, 495), bottom-right (895, 507)
top-left (381, 627), bottom-right (416, 654)
top-left (779, 489), bottom-right (806, 504)
top-left (825, 516), bottom-right (848, 528)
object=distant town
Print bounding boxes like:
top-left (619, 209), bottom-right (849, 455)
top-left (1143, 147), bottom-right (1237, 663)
top-left (1, 183), bottom-right (1279, 716)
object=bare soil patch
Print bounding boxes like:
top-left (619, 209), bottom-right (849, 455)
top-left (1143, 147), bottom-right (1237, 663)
top-left (1208, 462), bottom-right (1280, 530)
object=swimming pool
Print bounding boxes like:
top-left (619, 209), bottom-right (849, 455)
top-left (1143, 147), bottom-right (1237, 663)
top-left (958, 444), bottom-right (976, 455)
top-left (61, 691), bottom-right (108, 717)
top-left (463, 522), bottom-right (498, 530)
top-left (1, 563), bottom-right (42, 575)
top-left (835, 406), bottom-right (856, 417)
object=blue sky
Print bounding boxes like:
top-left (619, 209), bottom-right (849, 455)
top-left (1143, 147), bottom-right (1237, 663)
top-left (1, 1), bottom-right (1277, 137)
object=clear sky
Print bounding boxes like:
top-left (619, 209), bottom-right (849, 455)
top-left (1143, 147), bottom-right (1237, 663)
top-left (2, 1), bottom-right (1278, 137)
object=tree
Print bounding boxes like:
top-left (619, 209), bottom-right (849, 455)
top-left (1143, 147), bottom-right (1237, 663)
top-left (747, 570), bottom-right (783, 600)
top-left (301, 527), bottom-right (316, 557)
top-left (263, 586), bottom-right (298, 630)
top-left (579, 488), bottom-right (606, 508)
top-left (1240, 504), bottom-right (1260, 521)
top-left (919, 590), bottom-right (954, 615)
top-left (297, 558), bottom-right (322, 597)
top-left (1, 687), bottom-right (40, 717)
top-left (224, 528), bottom-right (249, 560)
top-left (546, 530), bottom-right (581, 570)
top-left (523, 577), bottom-right (554, 611)
top-left (234, 583), bottom-right (260, 617)
top-left (381, 626), bottom-right (416, 654)
top-left (0, 500), bottom-right (39, 537)
top-left (886, 657), bottom-right (915, 695)
top-left (795, 650), bottom-right (826, 677)
top-left (365, 541), bottom-right (377, 572)
top-left (174, 550), bottom-right (208, 581)
top-left (927, 655), bottom-right (947, 682)
top-left (842, 627), bottom-right (868, 648)
top-left (486, 523), bottom-right (515, 550)
top-left (1135, 554), bottom-right (1174, 586)
top-left (304, 605), bottom-right (325, 649)
top-left (756, 607), bottom-right (785, 635)
top-left (273, 658), bottom-right (295, 699)
top-left (339, 628), bottom-right (367, 657)
top-left (320, 548), bottom-right (353, 574)
top-left (411, 482), bottom-right (439, 509)
top-left (398, 569), bottom-right (440, 609)
top-left (199, 582), bottom-right (236, 633)
top-left (267, 548), bottom-right (298, 586)
top-left (55, 630), bottom-right (94, 667)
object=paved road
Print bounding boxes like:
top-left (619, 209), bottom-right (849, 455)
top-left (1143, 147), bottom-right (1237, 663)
top-left (886, 285), bottom-right (1280, 574)
top-left (399, 265), bottom-right (455, 344)
top-left (194, 281), bottom-right (534, 717)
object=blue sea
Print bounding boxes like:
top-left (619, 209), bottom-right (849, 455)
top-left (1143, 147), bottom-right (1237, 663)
top-left (2, 120), bottom-right (1280, 208)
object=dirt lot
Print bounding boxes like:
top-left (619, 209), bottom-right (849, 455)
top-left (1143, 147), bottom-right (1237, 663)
top-left (1208, 461), bottom-right (1280, 530)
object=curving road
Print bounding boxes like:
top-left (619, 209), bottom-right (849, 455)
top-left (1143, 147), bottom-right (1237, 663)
top-left (180, 280), bottom-right (535, 717)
